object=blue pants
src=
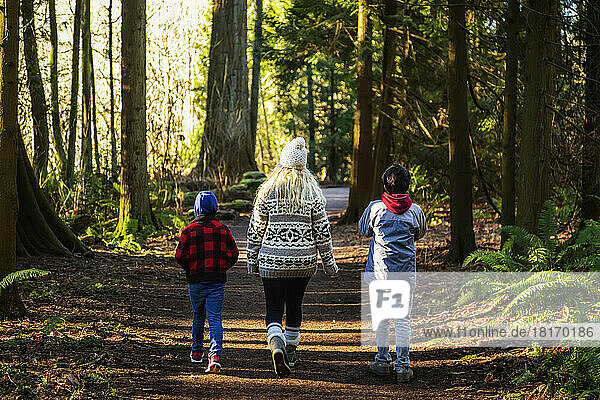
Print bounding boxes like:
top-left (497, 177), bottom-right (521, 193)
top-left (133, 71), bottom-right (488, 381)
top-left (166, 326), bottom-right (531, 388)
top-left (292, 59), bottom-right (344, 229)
top-left (188, 282), bottom-right (224, 357)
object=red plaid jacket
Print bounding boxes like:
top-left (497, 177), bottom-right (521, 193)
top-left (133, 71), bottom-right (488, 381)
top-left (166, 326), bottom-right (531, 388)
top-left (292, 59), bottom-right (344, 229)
top-left (175, 219), bottom-right (239, 283)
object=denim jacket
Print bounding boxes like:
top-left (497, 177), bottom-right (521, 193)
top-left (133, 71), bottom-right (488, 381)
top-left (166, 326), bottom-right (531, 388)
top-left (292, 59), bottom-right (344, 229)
top-left (358, 201), bottom-right (427, 275)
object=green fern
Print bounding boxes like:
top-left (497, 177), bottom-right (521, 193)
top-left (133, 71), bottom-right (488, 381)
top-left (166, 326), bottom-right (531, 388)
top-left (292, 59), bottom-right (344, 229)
top-left (0, 269), bottom-right (50, 294)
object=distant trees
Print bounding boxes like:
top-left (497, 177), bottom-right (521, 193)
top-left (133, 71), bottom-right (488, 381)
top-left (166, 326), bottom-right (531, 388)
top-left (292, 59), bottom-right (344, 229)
top-left (196, 0), bottom-right (256, 181)
top-left (343, 0), bottom-right (374, 223)
top-left (447, 0), bottom-right (475, 261)
top-left (66, 0), bottom-right (82, 185)
top-left (517, 0), bottom-right (556, 233)
top-left (250, 0), bottom-right (263, 167)
top-left (117, 0), bottom-right (156, 235)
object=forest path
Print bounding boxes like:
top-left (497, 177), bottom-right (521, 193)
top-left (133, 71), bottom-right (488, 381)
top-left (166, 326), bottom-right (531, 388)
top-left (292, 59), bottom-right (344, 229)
top-left (7, 190), bottom-right (517, 399)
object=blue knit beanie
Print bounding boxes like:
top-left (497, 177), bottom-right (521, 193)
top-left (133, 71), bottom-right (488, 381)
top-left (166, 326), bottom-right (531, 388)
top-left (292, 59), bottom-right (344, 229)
top-left (194, 191), bottom-right (218, 217)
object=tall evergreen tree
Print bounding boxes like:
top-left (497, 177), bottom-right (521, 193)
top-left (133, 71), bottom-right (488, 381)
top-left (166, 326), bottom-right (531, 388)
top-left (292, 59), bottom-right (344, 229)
top-left (0, 0), bottom-right (24, 318)
top-left (582, 1), bottom-right (600, 220)
top-left (343, 0), bottom-right (374, 223)
top-left (447, 0), bottom-right (475, 261)
top-left (517, 0), bottom-right (556, 233)
top-left (196, 0), bottom-right (257, 181)
top-left (250, 0), bottom-right (262, 166)
top-left (117, 0), bottom-right (156, 235)
top-left (48, 0), bottom-right (66, 173)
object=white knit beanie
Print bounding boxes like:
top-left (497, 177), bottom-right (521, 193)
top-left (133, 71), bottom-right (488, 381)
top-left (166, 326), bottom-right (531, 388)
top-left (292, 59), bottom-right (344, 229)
top-left (279, 137), bottom-right (307, 170)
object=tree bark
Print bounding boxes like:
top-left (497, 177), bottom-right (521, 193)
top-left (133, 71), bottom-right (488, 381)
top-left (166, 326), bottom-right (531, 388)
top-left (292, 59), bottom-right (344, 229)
top-left (196, 0), bottom-right (257, 182)
top-left (371, 0), bottom-right (399, 198)
top-left (306, 63), bottom-right (317, 172)
top-left (0, 0), bottom-right (26, 319)
top-left (501, 0), bottom-right (518, 241)
top-left (118, 0), bottom-right (156, 235)
top-left (80, 0), bottom-right (92, 184)
top-left (22, 0), bottom-right (49, 179)
top-left (108, 0), bottom-right (117, 181)
top-left (66, 0), bottom-right (82, 185)
top-left (581, 1), bottom-right (600, 220)
top-left (48, 0), bottom-right (66, 173)
top-left (517, 0), bottom-right (556, 233)
top-left (343, 0), bottom-right (374, 223)
top-left (447, 0), bottom-right (475, 261)
top-left (249, 0), bottom-right (262, 165)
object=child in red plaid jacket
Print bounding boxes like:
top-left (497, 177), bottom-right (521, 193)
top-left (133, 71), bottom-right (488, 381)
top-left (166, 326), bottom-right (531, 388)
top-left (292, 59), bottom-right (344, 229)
top-left (176, 191), bottom-right (238, 373)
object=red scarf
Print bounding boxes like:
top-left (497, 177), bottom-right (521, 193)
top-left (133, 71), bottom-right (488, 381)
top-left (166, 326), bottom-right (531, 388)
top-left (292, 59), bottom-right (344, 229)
top-left (381, 192), bottom-right (412, 214)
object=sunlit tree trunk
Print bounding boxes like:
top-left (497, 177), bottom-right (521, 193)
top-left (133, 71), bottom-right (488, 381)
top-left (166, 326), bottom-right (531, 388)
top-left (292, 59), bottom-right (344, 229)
top-left (582, 1), bottom-right (600, 220)
top-left (326, 65), bottom-right (337, 183)
top-left (517, 0), bottom-right (556, 233)
top-left (117, 0), bottom-right (156, 235)
top-left (48, 0), bottom-right (66, 173)
top-left (196, 0), bottom-right (257, 181)
top-left (108, 0), bottom-right (117, 181)
top-left (80, 0), bottom-right (92, 185)
top-left (306, 64), bottom-right (316, 172)
top-left (343, 0), bottom-right (374, 223)
top-left (22, 0), bottom-right (49, 179)
top-left (371, 0), bottom-right (398, 198)
top-left (66, 0), bottom-right (82, 185)
top-left (501, 0), bottom-right (518, 241)
top-left (0, 0), bottom-right (25, 318)
top-left (91, 54), bottom-right (100, 174)
top-left (249, 0), bottom-right (262, 165)
top-left (447, 0), bottom-right (475, 261)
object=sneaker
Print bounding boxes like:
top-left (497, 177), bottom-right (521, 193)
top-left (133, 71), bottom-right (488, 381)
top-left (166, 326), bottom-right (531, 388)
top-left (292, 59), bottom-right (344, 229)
top-left (190, 350), bottom-right (205, 363)
top-left (396, 366), bottom-right (414, 383)
top-left (369, 361), bottom-right (391, 376)
top-left (268, 336), bottom-right (291, 377)
top-left (205, 355), bottom-right (222, 373)
top-left (286, 344), bottom-right (297, 368)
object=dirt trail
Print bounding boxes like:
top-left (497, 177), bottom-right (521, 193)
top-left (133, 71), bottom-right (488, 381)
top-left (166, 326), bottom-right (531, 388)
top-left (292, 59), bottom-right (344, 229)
top-left (3, 188), bottom-right (519, 399)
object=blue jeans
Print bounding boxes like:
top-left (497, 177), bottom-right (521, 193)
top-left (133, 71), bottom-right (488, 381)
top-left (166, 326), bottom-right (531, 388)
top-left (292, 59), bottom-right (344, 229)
top-left (188, 282), bottom-right (224, 357)
top-left (375, 318), bottom-right (410, 369)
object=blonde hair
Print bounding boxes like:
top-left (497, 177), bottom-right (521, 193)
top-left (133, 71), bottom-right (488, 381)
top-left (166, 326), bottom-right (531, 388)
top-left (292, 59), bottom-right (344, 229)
top-left (254, 164), bottom-right (325, 211)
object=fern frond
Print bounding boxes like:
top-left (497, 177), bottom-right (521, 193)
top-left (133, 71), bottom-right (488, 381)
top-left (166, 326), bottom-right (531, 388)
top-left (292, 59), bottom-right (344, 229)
top-left (538, 200), bottom-right (558, 250)
top-left (0, 268), bottom-right (50, 293)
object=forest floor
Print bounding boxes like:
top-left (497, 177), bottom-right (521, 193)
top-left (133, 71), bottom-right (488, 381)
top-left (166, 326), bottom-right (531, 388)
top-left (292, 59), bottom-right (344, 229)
top-left (1, 188), bottom-right (538, 399)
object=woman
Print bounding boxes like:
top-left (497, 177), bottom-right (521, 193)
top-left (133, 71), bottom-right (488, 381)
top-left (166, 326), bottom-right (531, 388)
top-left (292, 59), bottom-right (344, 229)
top-left (247, 137), bottom-right (338, 377)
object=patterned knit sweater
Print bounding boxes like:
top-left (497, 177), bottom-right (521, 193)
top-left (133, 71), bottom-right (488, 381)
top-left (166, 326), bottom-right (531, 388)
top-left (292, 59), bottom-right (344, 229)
top-left (247, 195), bottom-right (338, 278)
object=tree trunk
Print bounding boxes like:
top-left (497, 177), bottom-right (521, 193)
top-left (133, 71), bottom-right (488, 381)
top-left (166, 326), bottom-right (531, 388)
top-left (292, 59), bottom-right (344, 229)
top-left (91, 53), bottom-right (100, 174)
top-left (306, 63), bottom-right (317, 172)
top-left (48, 0), bottom-right (66, 173)
top-left (581, 1), bottom-right (600, 220)
top-left (118, 0), bottom-right (156, 235)
top-left (80, 0), bottom-right (92, 185)
top-left (343, 0), bottom-right (374, 223)
top-left (22, 0), bottom-right (49, 179)
top-left (249, 0), bottom-right (262, 165)
top-left (66, 0), bottom-right (82, 185)
top-left (501, 0), bottom-right (519, 241)
top-left (371, 0), bottom-right (399, 198)
top-left (326, 65), bottom-right (337, 183)
top-left (517, 0), bottom-right (556, 233)
top-left (447, 0), bottom-right (475, 261)
top-left (108, 0), bottom-right (117, 181)
top-left (0, 0), bottom-right (26, 318)
top-left (195, 0), bottom-right (256, 182)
